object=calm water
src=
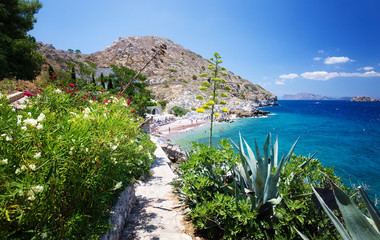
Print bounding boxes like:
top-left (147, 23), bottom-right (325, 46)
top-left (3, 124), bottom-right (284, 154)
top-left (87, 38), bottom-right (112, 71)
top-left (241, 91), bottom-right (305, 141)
top-left (172, 100), bottom-right (380, 199)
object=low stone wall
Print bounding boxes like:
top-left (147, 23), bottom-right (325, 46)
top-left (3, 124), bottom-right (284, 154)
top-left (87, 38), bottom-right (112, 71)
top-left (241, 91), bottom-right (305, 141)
top-left (101, 184), bottom-right (136, 240)
top-left (7, 92), bottom-right (24, 103)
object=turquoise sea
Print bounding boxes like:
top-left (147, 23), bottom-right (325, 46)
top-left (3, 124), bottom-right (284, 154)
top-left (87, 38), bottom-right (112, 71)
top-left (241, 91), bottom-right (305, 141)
top-left (171, 100), bottom-right (380, 199)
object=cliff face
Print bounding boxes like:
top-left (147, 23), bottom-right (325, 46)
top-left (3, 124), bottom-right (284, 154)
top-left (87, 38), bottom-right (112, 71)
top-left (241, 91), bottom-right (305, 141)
top-left (38, 36), bottom-right (277, 111)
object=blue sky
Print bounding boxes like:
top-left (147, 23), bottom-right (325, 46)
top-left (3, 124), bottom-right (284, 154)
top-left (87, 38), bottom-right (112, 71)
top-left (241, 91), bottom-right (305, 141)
top-left (30, 0), bottom-right (380, 98)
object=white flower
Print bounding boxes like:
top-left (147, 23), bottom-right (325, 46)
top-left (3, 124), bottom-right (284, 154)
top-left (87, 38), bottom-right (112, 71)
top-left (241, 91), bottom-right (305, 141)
top-left (27, 192), bottom-right (35, 201)
top-left (84, 107), bottom-right (91, 114)
top-left (34, 152), bottom-right (41, 159)
top-left (18, 190), bottom-right (24, 196)
top-left (18, 104), bottom-right (26, 109)
top-left (138, 145), bottom-right (143, 151)
top-left (58, 135), bottom-right (62, 140)
top-left (112, 145), bottom-right (118, 150)
top-left (21, 165), bottom-right (27, 171)
top-left (31, 185), bottom-right (44, 193)
top-left (83, 113), bottom-right (89, 119)
top-left (113, 181), bottom-right (122, 190)
top-left (15, 168), bottom-right (21, 174)
top-left (24, 118), bottom-right (38, 127)
top-left (21, 126), bottom-right (27, 131)
top-left (37, 113), bottom-right (45, 122)
top-left (27, 112), bottom-right (31, 116)
top-left (104, 113), bottom-right (107, 118)
top-left (29, 164), bottom-right (36, 171)
top-left (54, 89), bottom-right (62, 93)
top-left (85, 148), bottom-right (89, 152)
top-left (41, 233), bottom-right (48, 238)
top-left (1, 159), bottom-right (8, 164)
top-left (5, 135), bottom-right (12, 141)
top-left (89, 100), bottom-right (93, 104)
top-left (36, 123), bottom-right (43, 130)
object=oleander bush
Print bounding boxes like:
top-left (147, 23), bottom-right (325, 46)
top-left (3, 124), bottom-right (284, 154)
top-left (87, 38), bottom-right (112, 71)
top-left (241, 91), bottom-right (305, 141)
top-left (0, 84), bottom-right (156, 239)
top-left (174, 138), bottom-right (361, 239)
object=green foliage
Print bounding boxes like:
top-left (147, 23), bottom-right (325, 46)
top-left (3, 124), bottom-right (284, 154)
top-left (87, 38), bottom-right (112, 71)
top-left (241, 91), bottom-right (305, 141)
top-left (169, 69), bottom-right (177, 73)
top-left (164, 83), bottom-right (169, 88)
top-left (170, 106), bottom-right (189, 117)
top-left (192, 75), bottom-right (197, 80)
top-left (310, 183), bottom-right (380, 240)
top-left (157, 100), bottom-right (169, 110)
top-left (110, 65), bottom-right (152, 117)
top-left (195, 53), bottom-right (230, 147)
top-left (174, 136), bottom-right (352, 239)
top-left (182, 79), bottom-right (188, 83)
top-left (178, 61), bottom-right (183, 65)
top-left (0, 86), bottom-right (156, 239)
top-left (0, 0), bottom-right (44, 80)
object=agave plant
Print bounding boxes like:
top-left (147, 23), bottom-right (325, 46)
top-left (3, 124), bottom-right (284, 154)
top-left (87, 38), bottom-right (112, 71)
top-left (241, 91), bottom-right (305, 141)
top-left (307, 182), bottom-right (380, 240)
top-left (230, 132), bottom-right (299, 212)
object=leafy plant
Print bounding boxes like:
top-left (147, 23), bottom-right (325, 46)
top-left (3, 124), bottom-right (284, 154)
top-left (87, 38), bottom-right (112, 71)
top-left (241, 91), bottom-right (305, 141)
top-left (0, 85), bottom-right (156, 239)
top-left (195, 52), bottom-right (230, 146)
top-left (174, 135), bottom-right (349, 239)
top-left (171, 106), bottom-right (189, 117)
top-left (309, 181), bottom-right (380, 240)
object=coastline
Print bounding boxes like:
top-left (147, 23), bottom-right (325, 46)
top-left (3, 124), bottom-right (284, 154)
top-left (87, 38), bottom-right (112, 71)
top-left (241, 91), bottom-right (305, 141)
top-left (153, 118), bottom-right (209, 139)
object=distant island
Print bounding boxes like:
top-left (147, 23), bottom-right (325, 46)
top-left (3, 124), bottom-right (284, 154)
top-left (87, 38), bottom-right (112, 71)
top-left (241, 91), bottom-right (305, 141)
top-left (350, 96), bottom-right (380, 102)
top-left (281, 92), bottom-right (351, 101)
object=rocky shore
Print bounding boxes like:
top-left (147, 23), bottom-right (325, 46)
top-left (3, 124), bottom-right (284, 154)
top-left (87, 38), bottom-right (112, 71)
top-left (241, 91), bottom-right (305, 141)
top-left (350, 96), bottom-right (380, 102)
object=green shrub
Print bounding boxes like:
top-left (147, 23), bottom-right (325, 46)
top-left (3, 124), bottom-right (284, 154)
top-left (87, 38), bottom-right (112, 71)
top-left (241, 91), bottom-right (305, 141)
top-left (0, 86), bottom-right (156, 239)
top-left (158, 100), bottom-right (169, 110)
top-left (169, 69), bottom-right (177, 73)
top-left (178, 61), bottom-right (183, 65)
top-left (192, 75), bottom-right (197, 80)
top-left (164, 83), bottom-right (169, 88)
top-left (174, 138), bottom-right (352, 239)
top-left (170, 106), bottom-right (189, 117)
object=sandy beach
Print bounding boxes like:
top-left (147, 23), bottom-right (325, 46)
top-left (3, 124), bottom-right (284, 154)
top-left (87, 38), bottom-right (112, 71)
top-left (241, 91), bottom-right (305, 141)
top-left (152, 118), bottom-right (209, 139)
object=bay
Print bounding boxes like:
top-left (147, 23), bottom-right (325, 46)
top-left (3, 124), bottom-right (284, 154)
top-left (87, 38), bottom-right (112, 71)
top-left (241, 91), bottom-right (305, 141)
top-left (171, 100), bottom-right (380, 199)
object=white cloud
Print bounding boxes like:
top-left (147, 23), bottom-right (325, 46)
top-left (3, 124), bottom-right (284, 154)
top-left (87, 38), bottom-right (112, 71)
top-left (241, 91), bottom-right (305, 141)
top-left (301, 71), bottom-right (339, 81)
top-left (318, 50), bottom-right (324, 53)
top-left (363, 66), bottom-right (374, 71)
top-left (324, 56), bottom-right (351, 64)
top-left (301, 71), bottom-right (380, 81)
top-left (313, 57), bottom-right (322, 61)
top-left (279, 73), bottom-right (298, 79)
top-left (275, 80), bottom-right (285, 85)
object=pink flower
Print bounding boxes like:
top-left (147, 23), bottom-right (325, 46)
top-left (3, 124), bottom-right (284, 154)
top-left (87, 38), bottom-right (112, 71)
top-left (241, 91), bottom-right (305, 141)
top-left (127, 100), bottom-right (131, 105)
top-left (66, 89), bottom-right (69, 93)
top-left (100, 89), bottom-right (103, 93)
top-left (69, 83), bottom-right (75, 88)
top-left (83, 96), bottom-right (87, 99)
top-left (86, 94), bottom-right (89, 97)
top-left (23, 91), bottom-right (34, 97)
top-left (75, 88), bottom-right (78, 91)
top-left (116, 95), bottom-right (119, 98)
top-left (92, 96), bottom-right (96, 99)
top-left (69, 89), bottom-right (72, 93)
top-left (104, 100), bottom-right (109, 104)
top-left (58, 83), bottom-right (63, 86)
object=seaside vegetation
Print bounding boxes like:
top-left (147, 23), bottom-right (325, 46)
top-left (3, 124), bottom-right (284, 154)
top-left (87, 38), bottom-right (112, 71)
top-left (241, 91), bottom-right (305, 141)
top-left (173, 135), bottom-right (377, 239)
top-left (0, 75), bottom-right (156, 238)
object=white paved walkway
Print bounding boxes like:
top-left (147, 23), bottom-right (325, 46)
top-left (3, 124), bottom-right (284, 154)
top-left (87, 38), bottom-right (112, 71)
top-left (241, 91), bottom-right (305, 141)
top-left (122, 136), bottom-right (194, 240)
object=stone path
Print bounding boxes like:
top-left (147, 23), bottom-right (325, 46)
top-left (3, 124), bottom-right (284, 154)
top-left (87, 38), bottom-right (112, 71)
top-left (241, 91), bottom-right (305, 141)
top-left (121, 136), bottom-right (195, 240)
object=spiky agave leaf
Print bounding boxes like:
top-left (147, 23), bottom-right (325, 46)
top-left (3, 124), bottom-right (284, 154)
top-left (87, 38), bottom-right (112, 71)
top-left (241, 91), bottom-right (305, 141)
top-left (332, 182), bottom-right (380, 239)
top-left (359, 186), bottom-right (380, 232)
top-left (311, 185), bottom-right (352, 240)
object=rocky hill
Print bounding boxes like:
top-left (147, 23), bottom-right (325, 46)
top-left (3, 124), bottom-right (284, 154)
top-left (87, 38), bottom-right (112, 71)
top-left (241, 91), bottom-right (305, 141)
top-left (282, 92), bottom-right (334, 100)
top-left (350, 96), bottom-right (379, 102)
top-left (37, 36), bottom-right (277, 112)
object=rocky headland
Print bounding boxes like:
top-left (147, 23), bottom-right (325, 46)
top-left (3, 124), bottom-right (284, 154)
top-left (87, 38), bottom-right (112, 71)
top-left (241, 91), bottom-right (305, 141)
top-left (37, 36), bottom-right (278, 113)
top-left (350, 96), bottom-right (380, 102)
